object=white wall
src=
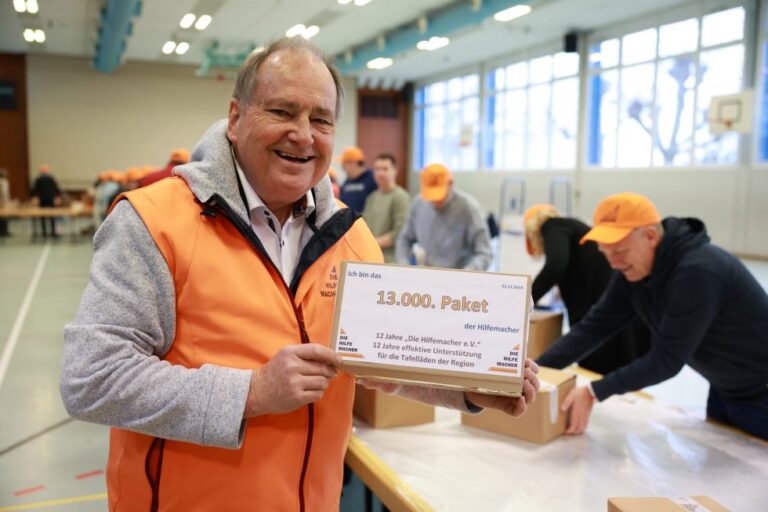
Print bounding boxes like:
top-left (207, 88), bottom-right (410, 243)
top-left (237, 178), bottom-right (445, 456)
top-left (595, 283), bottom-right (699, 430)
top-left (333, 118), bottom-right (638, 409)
top-left (417, 165), bottom-right (768, 257)
top-left (26, 55), bottom-right (358, 188)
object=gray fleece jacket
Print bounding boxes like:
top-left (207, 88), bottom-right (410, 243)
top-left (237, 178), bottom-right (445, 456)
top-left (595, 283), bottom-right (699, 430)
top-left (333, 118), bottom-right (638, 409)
top-left (61, 120), bottom-right (475, 450)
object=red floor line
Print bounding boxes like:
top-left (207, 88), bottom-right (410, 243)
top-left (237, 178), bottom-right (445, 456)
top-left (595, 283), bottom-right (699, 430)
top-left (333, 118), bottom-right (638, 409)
top-left (13, 484), bottom-right (45, 497)
top-left (76, 469), bottom-right (104, 480)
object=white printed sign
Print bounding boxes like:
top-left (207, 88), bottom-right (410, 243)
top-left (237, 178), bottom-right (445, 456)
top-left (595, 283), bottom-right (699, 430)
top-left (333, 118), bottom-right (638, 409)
top-left (330, 262), bottom-right (530, 393)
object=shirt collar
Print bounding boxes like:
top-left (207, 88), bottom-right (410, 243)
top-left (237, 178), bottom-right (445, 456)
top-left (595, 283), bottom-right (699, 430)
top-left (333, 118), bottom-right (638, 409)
top-left (234, 156), bottom-right (315, 220)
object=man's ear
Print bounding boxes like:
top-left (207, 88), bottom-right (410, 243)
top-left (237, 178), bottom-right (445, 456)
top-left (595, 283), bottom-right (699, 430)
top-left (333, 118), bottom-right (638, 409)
top-left (646, 225), bottom-right (662, 248)
top-left (227, 99), bottom-right (240, 144)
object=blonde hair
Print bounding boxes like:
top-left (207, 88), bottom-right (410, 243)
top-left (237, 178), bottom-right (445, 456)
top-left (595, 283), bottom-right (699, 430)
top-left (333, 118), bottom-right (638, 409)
top-left (524, 205), bottom-right (560, 259)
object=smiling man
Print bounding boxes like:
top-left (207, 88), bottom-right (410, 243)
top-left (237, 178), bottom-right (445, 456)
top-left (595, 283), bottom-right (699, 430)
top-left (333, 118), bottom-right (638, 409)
top-left (537, 192), bottom-right (768, 440)
top-left (61, 38), bottom-right (539, 512)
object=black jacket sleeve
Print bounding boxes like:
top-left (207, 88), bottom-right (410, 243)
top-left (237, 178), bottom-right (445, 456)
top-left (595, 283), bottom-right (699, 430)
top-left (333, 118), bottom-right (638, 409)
top-left (536, 274), bottom-right (636, 370)
top-left (592, 266), bottom-right (722, 401)
top-left (531, 222), bottom-right (570, 303)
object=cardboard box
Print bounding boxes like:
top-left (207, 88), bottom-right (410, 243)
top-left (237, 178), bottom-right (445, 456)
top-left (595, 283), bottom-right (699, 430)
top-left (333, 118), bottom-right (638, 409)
top-left (527, 310), bottom-right (563, 359)
top-left (353, 384), bottom-right (435, 428)
top-left (607, 496), bottom-right (730, 512)
top-left (461, 367), bottom-right (575, 443)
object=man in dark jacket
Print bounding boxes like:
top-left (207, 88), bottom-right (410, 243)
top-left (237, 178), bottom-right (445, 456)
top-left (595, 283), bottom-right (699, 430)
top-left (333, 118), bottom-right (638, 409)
top-left (30, 164), bottom-right (61, 238)
top-left (537, 192), bottom-right (768, 440)
top-left (524, 204), bottom-right (649, 374)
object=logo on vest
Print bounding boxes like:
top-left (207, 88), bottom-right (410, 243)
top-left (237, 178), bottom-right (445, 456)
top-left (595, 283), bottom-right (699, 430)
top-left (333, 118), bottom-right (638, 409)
top-left (599, 204), bottom-right (620, 224)
top-left (320, 266), bottom-right (337, 298)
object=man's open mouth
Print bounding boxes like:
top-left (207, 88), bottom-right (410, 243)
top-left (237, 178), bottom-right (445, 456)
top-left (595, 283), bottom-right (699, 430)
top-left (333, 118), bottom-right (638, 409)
top-left (275, 150), bottom-right (314, 163)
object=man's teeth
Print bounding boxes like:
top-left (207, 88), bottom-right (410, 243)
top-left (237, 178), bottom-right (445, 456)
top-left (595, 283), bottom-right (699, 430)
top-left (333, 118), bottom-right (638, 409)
top-left (276, 151), bottom-right (311, 162)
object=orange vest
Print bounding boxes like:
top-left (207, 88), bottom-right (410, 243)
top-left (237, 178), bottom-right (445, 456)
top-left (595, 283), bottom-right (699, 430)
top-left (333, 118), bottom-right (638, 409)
top-left (108, 177), bottom-right (382, 511)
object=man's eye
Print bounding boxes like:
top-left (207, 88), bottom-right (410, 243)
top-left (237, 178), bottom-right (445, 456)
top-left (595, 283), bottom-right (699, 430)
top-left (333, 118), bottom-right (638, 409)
top-left (270, 109), bottom-right (289, 117)
top-left (313, 118), bottom-right (332, 126)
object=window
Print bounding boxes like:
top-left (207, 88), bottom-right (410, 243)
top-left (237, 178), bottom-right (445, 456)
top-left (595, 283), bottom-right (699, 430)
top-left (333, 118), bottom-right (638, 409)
top-left (588, 6), bottom-right (746, 167)
top-left (484, 51), bottom-right (580, 170)
top-left (413, 74), bottom-right (480, 171)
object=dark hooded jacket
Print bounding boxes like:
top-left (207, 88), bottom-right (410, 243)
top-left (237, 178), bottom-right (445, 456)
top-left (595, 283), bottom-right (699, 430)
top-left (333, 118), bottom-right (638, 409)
top-left (537, 217), bottom-right (768, 403)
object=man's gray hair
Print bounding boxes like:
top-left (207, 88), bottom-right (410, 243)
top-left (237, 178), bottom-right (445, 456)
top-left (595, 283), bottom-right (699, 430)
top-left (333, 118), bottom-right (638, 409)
top-left (232, 37), bottom-right (345, 119)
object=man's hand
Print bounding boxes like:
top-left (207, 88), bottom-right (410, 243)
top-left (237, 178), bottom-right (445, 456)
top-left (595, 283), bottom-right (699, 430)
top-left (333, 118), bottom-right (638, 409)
top-left (244, 344), bottom-right (342, 417)
top-left (465, 358), bottom-right (540, 417)
top-left (561, 385), bottom-right (595, 434)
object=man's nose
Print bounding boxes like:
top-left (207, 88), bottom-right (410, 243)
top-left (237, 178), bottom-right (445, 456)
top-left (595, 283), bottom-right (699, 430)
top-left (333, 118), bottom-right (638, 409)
top-left (289, 117), bottom-right (313, 145)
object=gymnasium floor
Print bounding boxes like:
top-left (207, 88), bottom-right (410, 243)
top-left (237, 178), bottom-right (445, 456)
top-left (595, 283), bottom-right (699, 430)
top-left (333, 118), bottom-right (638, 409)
top-left (0, 221), bottom-right (765, 510)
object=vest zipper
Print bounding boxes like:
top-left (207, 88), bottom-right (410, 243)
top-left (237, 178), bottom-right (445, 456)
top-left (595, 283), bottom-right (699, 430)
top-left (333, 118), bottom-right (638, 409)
top-left (144, 437), bottom-right (166, 512)
top-left (201, 195), bottom-right (316, 512)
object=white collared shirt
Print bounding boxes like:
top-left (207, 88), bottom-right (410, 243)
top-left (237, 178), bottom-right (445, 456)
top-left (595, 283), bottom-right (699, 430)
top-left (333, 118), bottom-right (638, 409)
top-left (235, 160), bottom-right (315, 285)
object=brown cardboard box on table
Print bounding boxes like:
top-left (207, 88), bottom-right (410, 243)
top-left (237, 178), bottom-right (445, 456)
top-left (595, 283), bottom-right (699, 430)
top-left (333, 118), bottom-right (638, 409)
top-left (353, 384), bottom-right (435, 428)
top-left (527, 310), bottom-right (563, 359)
top-left (461, 367), bottom-right (575, 443)
top-left (608, 496), bottom-right (730, 512)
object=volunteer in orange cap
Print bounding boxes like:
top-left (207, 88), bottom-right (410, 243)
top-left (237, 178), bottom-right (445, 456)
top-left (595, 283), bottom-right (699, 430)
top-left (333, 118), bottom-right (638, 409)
top-left (537, 192), bottom-right (768, 439)
top-left (139, 147), bottom-right (191, 188)
top-left (62, 37), bottom-right (539, 511)
top-left (395, 163), bottom-right (492, 270)
top-left (523, 204), bottom-right (649, 374)
top-left (338, 145), bottom-right (376, 213)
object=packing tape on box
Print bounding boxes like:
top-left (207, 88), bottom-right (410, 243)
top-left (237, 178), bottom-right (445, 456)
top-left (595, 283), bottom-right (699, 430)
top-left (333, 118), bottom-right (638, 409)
top-left (539, 380), bottom-right (558, 424)
top-left (671, 497), bottom-right (713, 511)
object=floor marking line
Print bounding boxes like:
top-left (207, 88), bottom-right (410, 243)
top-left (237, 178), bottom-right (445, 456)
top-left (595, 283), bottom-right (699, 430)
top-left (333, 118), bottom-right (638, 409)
top-left (0, 418), bottom-right (73, 458)
top-left (11, 487), bottom-right (44, 498)
top-left (75, 470), bottom-right (103, 480)
top-left (0, 243), bottom-right (51, 391)
top-left (0, 493), bottom-right (107, 511)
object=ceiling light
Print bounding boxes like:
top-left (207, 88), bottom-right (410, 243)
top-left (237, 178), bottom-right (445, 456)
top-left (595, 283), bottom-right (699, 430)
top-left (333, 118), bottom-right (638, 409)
top-left (337, 0), bottom-right (352, 4)
top-left (354, 0), bottom-right (372, 5)
top-left (494, 4), bottom-right (532, 22)
top-left (175, 42), bottom-right (190, 55)
top-left (33, 29), bottom-right (45, 43)
top-left (417, 36), bottom-right (450, 51)
top-left (162, 41), bottom-right (176, 54)
top-left (367, 57), bottom-right (392, 70)
top-left (23, 28), bottom-right (35, 42)
top-left (303, 25), bottom-right (319, 39)
top-left (13, 0), bottom-right (26, 13)
top-left (286, 24), bottom-right (306, 38)
top-left (26, 0), bottom-right (38, 14)
top-left (180, 13), bottom-right (196, 29)
top-left (194, 15), bottom-right (212, 30)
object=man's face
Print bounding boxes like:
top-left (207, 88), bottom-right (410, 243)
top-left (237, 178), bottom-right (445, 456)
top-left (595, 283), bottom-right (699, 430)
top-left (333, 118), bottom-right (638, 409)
top-left (227, 49), bottom-right (336, 214)
top-left (597, 226), bottom-right (660, 282)
top-left (372, 158), bottom-right (396, 190)
top-left (342, 160), bottom-right (362, 179)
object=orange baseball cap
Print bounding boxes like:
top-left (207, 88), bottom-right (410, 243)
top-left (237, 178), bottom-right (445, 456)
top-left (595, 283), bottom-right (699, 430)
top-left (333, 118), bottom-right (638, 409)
top-left (338, 146), bottom-right (365, 163)
top-left (170, 148), bottom-right (190, 164)
top-left (580, 192), bottom-right (661, 245)
top-left (420, 163), bottom-right (452, 202)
